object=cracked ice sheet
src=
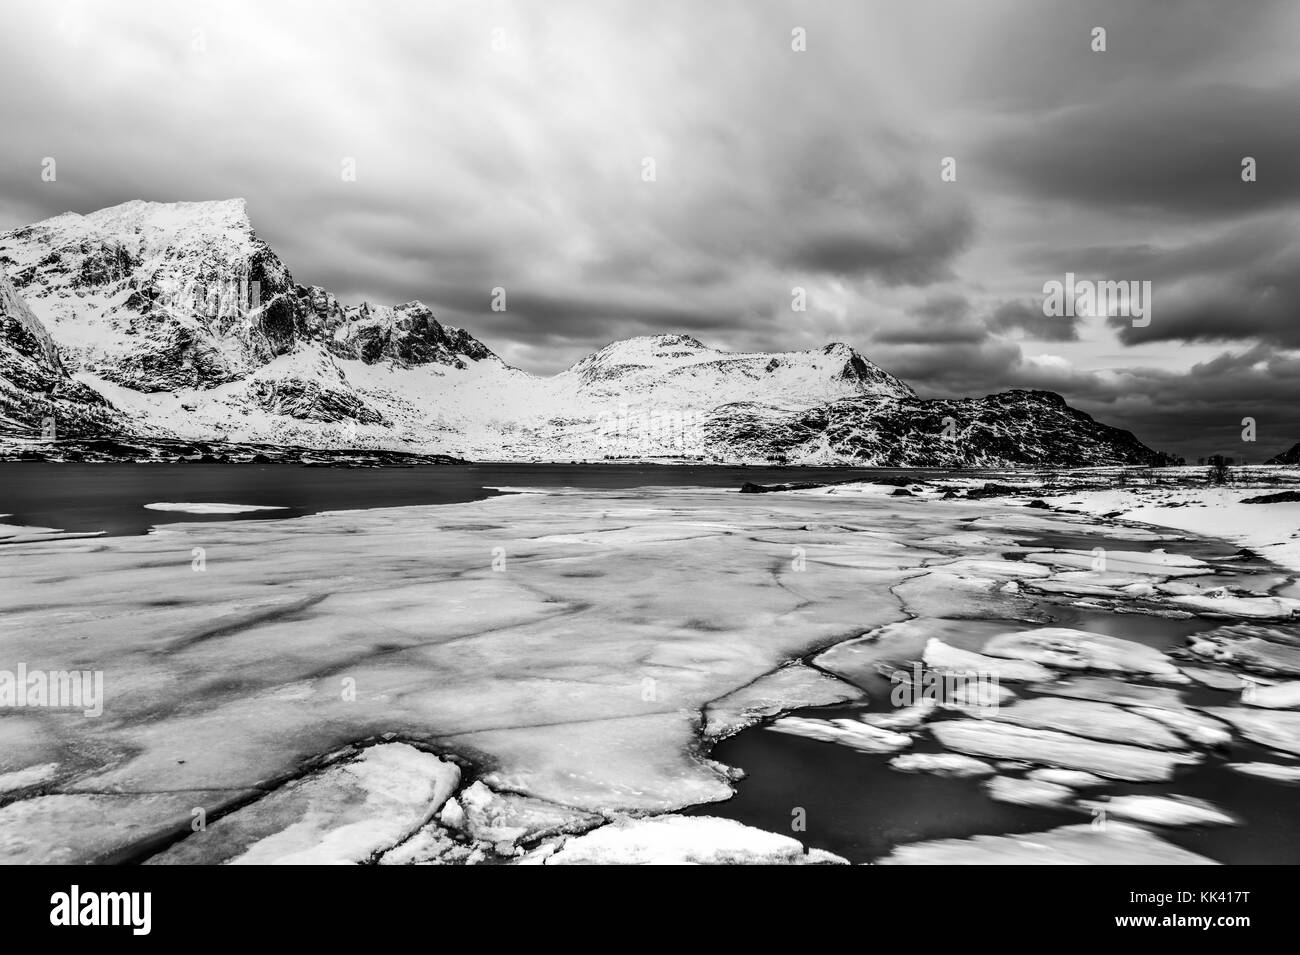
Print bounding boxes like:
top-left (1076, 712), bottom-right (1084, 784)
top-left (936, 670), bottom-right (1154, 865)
top-left (702, 663), bottom-right (865, 740)
top-left (0, 485), bottom-right (1250, 862)
top-left (7, 487), bottom-right (1025, 858)
top-left (149, 743), bottom-right (460, 865)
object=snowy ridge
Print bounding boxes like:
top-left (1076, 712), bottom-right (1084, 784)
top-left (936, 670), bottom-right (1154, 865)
top-left (0, 199), bottom-right (1171, 465)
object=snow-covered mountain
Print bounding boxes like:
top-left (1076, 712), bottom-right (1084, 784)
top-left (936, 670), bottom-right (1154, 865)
top-left (0, 266), bottom-right (127, 440)
top-left (0, 199), bottom-right (1171, 466)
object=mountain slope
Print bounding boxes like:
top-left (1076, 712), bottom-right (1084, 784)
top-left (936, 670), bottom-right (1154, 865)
top-left (0, 199), bottom-right (498, 392)
top-left (707, 390), bottom-right (1167, 466)
top-left (0, 199), bottom-right (1173, 466)
top-left (1266, 442), bottom-right (1300, 466)
top-left (0, 267), bottom-right (125, 439)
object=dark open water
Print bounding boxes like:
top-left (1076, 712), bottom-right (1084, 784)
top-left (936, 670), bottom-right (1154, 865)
top-left (0, 462), bottom-right (954, 537)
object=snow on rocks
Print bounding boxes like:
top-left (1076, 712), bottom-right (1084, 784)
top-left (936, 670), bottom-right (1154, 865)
top-left (888, 753), bottom-right (995, 778)
top-left (877, 821), bottom-right (1218, 865)
top-left (983, 627), bottom-right (1188, 683)
top-left (767, 716), bottom-right (912, 753)
top-left (930, 720), bottom-right (1201, 782)
top-left (1080, 795), bottom-right (1238, 827)
top-left (1205, 707), bottom-right (1300, 757)
top-left (148, 743), bottom-right (461, 865)
top-left (542, 815), bottom-right (848, 865)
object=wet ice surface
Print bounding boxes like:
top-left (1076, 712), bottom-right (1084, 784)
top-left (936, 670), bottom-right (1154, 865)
top-left (2, 481), bottom-right (1299, 863)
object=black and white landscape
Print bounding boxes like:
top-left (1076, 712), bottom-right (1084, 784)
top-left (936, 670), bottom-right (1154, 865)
top-left (2, 0), bottom-right (1300, 876)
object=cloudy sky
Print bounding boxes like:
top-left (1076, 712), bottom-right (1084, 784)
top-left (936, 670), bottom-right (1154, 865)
top-left (2, 0), bottom-right (1298, 459)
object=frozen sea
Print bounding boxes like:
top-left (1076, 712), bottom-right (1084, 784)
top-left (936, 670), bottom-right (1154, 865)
top-left (1, 463), bottom-right (1298, 864)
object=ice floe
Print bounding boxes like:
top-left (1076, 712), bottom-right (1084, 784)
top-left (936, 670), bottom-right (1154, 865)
top-left (1244, 680), bottom-right (1300, 710)
top-left (1205, 707), bottom-right (1300, 756)
top-left (1129, 706), bottom-right (1232, 748)
top-left (767, 715), bottom-right (912, 753)
top-left (1188, 629), bottom-right (1300, 676)
top-left (859, 701), bottom-right (939, 731)
top-left (703, 664), bottom-right (865, 740)
top-left (1169, 592), bottom-right (1300, 620)
top-left (974, 697), bottom-right (1185, 749)
top-left (877, 821), bottom-right (1217, 864)
top-left (983, 775), bottom-right (1075, 808)
top-left (1081, 794), bottom-right (1237, 827)
top-left (1227, 762), bottom-right (1300, 783)
top-left (143, 502), bottom-right (288, 514)
top-left (542, 815), bottom-right (847, 865)
top-left (888, 752), bottom-right (995, 777)
top-left (983, 627), bottom-right (1188, 683)
top-left (1179, 666), bottom-right (1246, 691)
top-left (1026, 767), bottom-right (1107, 789)
top-left (930, 720), bottom-right (1201, 781)
top-left (923, 638), bottom-right (1055, 683)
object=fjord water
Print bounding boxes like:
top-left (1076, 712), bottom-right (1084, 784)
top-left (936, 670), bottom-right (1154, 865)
top-left (0, 462), bottom-right (952, 537)
top-left (695, 532), bottom-right (1300, 865)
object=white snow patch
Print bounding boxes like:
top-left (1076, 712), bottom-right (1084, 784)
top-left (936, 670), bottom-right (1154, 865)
top-left (543, 815), bottom-right (847, 865)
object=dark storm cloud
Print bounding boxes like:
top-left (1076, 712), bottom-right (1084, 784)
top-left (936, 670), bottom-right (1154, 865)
top-left (1094, 218), bottom-right (1300, 347)
top-left (986, 299), bottom-right (1079, 342)
top-left (782, 208), bottom-right (973, 285)
top-left (872, 294), bottom-right (988, 346)
top-left (977, 84), bottom-right (1300, 216)
top-left (1, 0), bottom-right (1298, 458)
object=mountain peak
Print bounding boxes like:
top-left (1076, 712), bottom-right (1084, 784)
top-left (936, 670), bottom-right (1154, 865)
top-left (80, 197), bottom-right (252, 237)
